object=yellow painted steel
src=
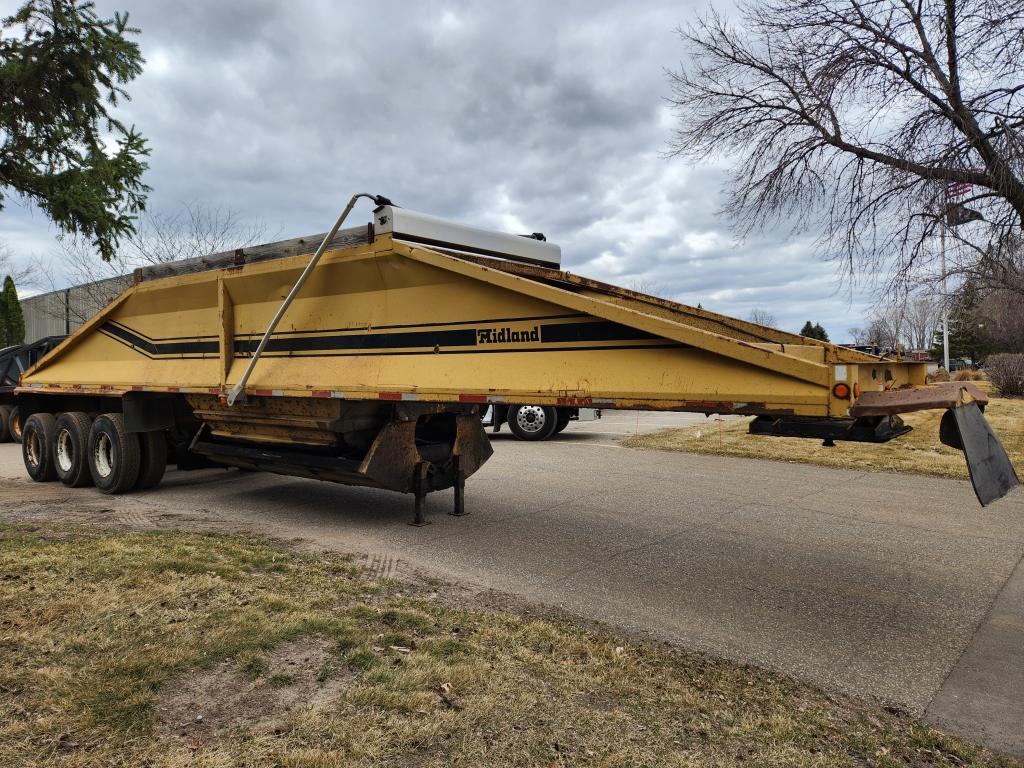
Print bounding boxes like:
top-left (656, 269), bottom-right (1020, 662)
top-left (20, 234), bottom-right (927, 418)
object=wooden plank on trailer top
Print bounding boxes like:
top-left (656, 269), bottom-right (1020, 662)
top-left (850, 382), bottom-right (988, 416)
top-left (135, 225), bottom-right (373, 283)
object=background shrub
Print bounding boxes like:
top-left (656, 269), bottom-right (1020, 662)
top-left (952, 369), bottom-right (986, 381)
top-left (985, 354), bottom-right (1024, 396)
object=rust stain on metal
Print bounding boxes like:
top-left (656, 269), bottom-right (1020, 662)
top-left (850, 382), bottom-right (988, 417)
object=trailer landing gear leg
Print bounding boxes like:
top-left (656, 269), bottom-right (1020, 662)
top-left (450, 456), bottom-right (467, 517)
top-left (410, 462), bottom-right (431, 527)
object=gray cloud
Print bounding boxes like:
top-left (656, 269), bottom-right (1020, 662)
top-left (0, 0), bottom-right (875, 339)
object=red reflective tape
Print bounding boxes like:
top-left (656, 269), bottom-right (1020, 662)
top-left (166, 387), bottom-right (180, 393)
top-left (557, 396), bottom-right (592, 406)
top-left (207, 388), bottom-right (221, 394)
top-left (379, 392), bottom-right (402, 401)
top-left (312, 390), bottom-right (332, 398)
top-left (459, 394), bottom-right (487, 404)
top-left (254, 389), bottom-right (273, 397)
top-left (131, 385), bottom-right (143, 391)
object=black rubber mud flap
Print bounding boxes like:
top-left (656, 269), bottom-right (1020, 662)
top-left (940, 403), bottom-right (1020, 506)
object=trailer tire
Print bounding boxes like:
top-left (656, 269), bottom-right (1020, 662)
top-left (553, 411), bottom-right (571, 434)
top-left (22, 413), bottom-right (58, 482)
top-left (9, 407), bottom-right (22, 443)
top-left (54, 412), bottom-right (94, 487)
top-left (0, 405), bottom-right (11, 443)
top-left (135, 431), bottom-right (168, 491)
top-left (507, 405), bottom-right (558, 441)
top-left (88, 414), bottom-right (141, 495)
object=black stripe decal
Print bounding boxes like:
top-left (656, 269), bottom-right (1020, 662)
top-left (234, 328), bottom-right (477, 354)
top-left (101, 319), bottom-right (679, 357)
top-left (106, 313), bottom-right (590, 343)
top-left (540, 321), bottom-right (659, 343)
top-left (101, 323), bottom-right (218, 356)
top-left (98, 330), bottom-right (212, 360)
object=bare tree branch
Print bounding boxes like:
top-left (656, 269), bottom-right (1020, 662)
top-left (41, 202), bottom-right (271, 326)
top-left (747, 307), bottom-right (778, 326)
top-left (667, 0), bottom-right (1024, 299)
top-left (0, 240), bottom-right (40, 288)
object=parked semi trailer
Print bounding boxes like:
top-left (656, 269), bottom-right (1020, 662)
top-left (0, 336), bottom-right (65, 443)
top-left (14, 197), bottom-right (1020, 522)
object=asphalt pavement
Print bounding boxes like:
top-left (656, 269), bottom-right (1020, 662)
top-left (1, 410), bottom-right (1021, 755)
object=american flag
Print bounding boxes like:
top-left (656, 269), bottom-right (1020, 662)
top-left (945, 181), bottom-right (972, 199)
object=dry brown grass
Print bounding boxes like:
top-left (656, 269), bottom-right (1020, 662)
top-left (1, 524), bottom-right (1019, 767)
top-left (953, 369), bottom-right (987, 382)
top-left (624, 392), bottom-right (1024, 481)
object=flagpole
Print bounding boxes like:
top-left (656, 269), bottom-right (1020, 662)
top-left (937, 176), bottom-right (982, 372)
top-left (941, 220), bottom-right (950, 372)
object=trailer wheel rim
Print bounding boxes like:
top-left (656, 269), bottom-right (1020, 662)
top-left (94, 433), bottom-right (114, 479)
top-left (515, 406), bottom-right (548, 434)
top-left (56, 429), bottom-right (74, 473)
top-left (25, 429), bottom-right (41, 469)
top-left (11, 412), bottom-right (21, 440)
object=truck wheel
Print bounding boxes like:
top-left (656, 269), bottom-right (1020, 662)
top-left (135, 431), bottom-right (168, 490)
top-left (54, 412), bottom-right (94, 487)
top-left (22, 413), bottom-right (58, 482)
top-left (507, 405), bottom-right (558, 441)
top-left (88, 414), bottom-right (141, 494)
top-left (9, 407), bottom-right (22, 443)
top-left (0, 405), bottom-right (11, 444)
top-left (553, 411), bottom-right (571, 434)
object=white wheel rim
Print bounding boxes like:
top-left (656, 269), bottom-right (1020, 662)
top-left (26, 430), bottom-right (41, 468)
top-left (56, 429), bottom-right (74, 473)
top-left (516, 406), bottom-right (548, 434)
top-left (94, 433), bottom-right (114, 479)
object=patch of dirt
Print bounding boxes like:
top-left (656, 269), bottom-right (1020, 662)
top-left (156, 635), bottom-right (351, 747)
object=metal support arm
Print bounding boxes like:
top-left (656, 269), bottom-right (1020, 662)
top-left (226, 193), bottom-right (390, 406)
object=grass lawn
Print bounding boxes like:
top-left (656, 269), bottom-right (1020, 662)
top-left (624, 394), bottom-right (1024, 481)
top-left (0, 524), bottom-right (1020, 767)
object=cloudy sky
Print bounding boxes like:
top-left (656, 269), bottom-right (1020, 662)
top-left (1, 0), bottom-right (877, 339)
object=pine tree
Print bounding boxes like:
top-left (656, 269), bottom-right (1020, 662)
top-left (930, 280), bottom-right (991, 365)
top-left (1, 1), bottom-right (150, 260)
top-left (799, 321), bottom-right (830, 341)
top-left (1, 276), bottom-right (24, 346)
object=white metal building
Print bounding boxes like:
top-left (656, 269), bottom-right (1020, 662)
top-left (20, 276), bottom-right (130, 343)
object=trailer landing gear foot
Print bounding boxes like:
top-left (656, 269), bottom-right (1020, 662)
top-left (450, 458), bottom-right (467, 517)
top-left (409, 463), bottom-right (431, 527)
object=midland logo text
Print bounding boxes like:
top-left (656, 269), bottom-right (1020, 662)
top-left (476, 325), bottom-right (540, 344)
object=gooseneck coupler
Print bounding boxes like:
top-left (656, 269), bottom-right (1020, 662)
top-left (226, 193), bottom-right (391, 406)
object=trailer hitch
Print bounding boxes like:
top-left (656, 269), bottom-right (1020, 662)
top-left (850, 382), bottom-right (1019, 506)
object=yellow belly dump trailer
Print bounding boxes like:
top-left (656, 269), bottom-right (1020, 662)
top-left (15, 200), bottom-right (1020, 521)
